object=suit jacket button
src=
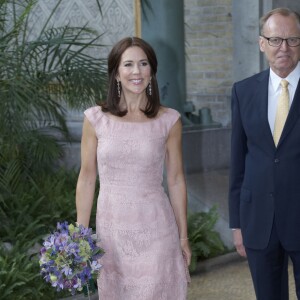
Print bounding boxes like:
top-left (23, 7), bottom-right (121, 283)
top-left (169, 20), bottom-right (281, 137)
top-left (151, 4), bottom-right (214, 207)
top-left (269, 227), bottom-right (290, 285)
top-left (274, 158), bottom-right (280, 163)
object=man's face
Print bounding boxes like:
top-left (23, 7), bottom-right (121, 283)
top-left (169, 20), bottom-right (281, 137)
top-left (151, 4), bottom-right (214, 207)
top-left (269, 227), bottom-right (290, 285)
top-left (259, 14), bottom-right (300, 78)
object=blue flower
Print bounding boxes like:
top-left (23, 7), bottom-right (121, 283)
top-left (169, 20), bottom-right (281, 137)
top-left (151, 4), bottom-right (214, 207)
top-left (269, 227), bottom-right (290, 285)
top-left (79, 225), bottom-right (92, 237)
top-left (90, 260), bottom-right (102, 272)
top-left (57, 221), bottom-right (69, 234)
top-left (67, 242), bottom-right (80, 256)
top-left (61, 265), bottom-right (73, 276)
top-left (44, 235), bottom-right (55, 249)
top-left (80, 267), bottom-right (91, 282)
top-left (55, 233), bottom-right (69, 249)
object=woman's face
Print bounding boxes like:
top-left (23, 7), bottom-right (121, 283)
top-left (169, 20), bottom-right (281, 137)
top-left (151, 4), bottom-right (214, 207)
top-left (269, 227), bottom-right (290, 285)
top-left (116, 46), bottom-right (151, 96)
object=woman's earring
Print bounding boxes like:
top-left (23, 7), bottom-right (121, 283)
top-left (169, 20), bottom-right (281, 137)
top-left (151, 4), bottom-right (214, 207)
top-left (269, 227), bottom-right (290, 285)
top-left (148, 81), bottom-right (152, 96)
top-left (117, 81), bottom-right (121, 98)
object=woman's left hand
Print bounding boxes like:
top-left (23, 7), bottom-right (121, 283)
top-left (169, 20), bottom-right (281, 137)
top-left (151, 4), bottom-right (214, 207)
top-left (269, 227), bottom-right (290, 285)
top-left (180, 239), bottom-right (192, 266)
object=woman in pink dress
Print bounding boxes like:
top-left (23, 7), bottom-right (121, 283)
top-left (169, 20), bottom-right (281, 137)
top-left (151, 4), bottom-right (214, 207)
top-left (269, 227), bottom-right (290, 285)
top-left (76, 37), bottom-right (191, 299)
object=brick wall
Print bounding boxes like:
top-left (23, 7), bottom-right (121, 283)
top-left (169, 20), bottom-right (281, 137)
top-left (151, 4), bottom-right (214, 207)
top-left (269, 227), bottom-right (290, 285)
top-left (184, 0), bottom-right (233, 126)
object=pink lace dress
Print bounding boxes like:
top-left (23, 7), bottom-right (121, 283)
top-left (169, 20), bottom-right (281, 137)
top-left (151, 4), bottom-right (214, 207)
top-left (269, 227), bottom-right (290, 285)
top-left (84, 106), bottom-right (190, 300)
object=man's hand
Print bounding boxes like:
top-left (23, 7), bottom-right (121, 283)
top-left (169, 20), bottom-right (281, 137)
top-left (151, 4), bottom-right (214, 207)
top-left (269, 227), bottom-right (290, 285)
top-left (233, 229), bottom-right (247, 257)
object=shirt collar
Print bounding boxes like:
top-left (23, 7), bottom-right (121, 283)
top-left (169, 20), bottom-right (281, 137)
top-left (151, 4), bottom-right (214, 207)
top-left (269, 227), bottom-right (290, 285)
top-left (270, 62), bottom-right (300, 92)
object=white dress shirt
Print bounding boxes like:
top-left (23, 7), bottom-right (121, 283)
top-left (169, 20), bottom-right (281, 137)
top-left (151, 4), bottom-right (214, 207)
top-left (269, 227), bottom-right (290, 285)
top-left (268, 62), bottom-right (300, 134)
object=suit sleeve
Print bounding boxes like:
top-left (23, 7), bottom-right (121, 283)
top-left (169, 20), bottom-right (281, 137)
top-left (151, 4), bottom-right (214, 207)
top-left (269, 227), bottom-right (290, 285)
top-left (228, 83), bottom-right (248, 228)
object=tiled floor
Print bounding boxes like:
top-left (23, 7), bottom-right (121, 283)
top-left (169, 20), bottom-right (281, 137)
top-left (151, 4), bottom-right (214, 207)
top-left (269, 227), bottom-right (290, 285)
top-left (188, 258), bottom-right (297, 300)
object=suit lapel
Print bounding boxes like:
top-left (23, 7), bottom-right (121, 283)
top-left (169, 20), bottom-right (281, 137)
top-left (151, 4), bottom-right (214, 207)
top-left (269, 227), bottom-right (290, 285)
top-left (277, 78), bottom-right (300, 147)
top-left (254, 70), bottom-right (276, 152)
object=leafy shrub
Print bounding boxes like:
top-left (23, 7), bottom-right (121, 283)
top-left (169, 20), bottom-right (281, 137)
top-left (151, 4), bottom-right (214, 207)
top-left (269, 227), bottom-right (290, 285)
top-left (0, 241), bottom-right (57, 300)
top-left (188, 205), bottom-right (226, 272)
top-left (0, 168), bottom-right (98, 299)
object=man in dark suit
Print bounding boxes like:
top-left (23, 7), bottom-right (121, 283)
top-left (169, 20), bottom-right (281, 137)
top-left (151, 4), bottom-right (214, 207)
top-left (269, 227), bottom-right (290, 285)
top-left (229, 7), bottom-right (300, 300)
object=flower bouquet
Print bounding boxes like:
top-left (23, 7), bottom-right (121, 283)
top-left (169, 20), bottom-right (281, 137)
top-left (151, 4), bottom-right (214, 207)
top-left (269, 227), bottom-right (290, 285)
top-left (39, 221), bottom-right (104, 297)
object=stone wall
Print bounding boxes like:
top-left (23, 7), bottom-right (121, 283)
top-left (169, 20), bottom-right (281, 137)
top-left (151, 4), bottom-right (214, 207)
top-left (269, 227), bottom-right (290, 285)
top-left (184, 0), bottom-right (233, 126)
top-left (31, 0), bottom-right (134, 58)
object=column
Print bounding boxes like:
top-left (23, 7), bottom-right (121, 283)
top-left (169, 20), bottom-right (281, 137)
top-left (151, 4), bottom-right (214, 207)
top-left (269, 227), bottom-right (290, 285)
top-left (232, 0), bottom-right (261, 81)
top-left (141, 0), bottom-right (186, 114)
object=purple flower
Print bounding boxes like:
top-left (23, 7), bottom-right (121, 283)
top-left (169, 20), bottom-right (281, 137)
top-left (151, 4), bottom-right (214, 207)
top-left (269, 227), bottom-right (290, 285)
top-left (57, 221), bottom-right (69, 234)
top-left (64, 279), bottom-right (73, 289)
top-left (61, 265), bottom-right (73, 276)
top-left (52, 278), bottom-right (64, 291)
top-left (90, 260), bottom-right (102, 272)
top-left (79, 225), bottom-right (92, 237)
top-left (43, 273), bottom-right (51, 283)
top-left (55, 233), bottom-right (69, 249)
top-left (44, 235), bottom-right (55, 249)
top-left (80, 267), bottom-right (91, 283)
top-left (67, 242), bottom-right (79, 256)
top-left (72, 276), bottom-right (82, 289)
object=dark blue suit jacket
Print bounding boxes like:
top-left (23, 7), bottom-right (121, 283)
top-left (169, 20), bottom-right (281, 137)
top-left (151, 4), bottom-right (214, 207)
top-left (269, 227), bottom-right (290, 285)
top-left (229, 69), bottom-right (300, 250)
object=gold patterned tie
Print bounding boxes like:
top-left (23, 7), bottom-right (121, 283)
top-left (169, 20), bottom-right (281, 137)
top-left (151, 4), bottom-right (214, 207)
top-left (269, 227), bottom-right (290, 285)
top-left (273, 79), bottom-right (290, 146)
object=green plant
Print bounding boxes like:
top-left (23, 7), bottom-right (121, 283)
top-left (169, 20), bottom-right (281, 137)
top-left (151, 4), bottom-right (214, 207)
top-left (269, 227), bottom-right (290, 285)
top-left (0, 242), bottom-right (48, 300)
top-left (0, 1), bottom-right (106, 295)
top-left (0, 168), bottom-right (90, 240)
top-left (188, 205), bottom-right (226, 272)
top-left (0, 0), bottom-right (107, 178)
top-left (0, 240), bottom-right (72, 300)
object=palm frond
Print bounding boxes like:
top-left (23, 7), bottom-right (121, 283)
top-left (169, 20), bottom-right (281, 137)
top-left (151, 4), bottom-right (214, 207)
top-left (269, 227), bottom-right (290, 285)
top-left (0, 0), bottom-right (108, 172)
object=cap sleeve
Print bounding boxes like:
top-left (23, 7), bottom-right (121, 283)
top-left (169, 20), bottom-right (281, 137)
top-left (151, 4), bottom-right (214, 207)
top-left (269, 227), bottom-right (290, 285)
top-left (84, 106), bottom-right (104, 134)
top-left (165, 108), bottom-right (181, 133)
